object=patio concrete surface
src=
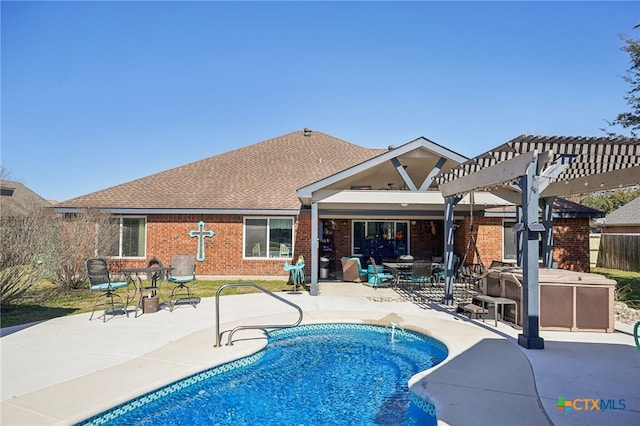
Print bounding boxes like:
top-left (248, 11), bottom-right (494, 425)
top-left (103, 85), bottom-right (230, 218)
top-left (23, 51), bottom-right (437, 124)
top-left (1, 282), bottom-right (638, 425)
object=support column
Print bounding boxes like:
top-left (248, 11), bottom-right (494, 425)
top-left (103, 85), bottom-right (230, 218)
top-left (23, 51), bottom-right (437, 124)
top-left (443, 195), bottom-right (462, 305)
top-left (310, 202), bottom-right (319, 296)
top-left (518, 159), bottom-right (545, 350)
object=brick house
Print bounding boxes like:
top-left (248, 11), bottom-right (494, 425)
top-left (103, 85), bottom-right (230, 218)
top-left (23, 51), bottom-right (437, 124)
top-left (55, 130), bottom-right (601, 281)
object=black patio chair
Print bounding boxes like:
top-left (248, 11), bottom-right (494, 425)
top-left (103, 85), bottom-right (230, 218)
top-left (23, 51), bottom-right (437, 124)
top-left (86, 258), bottom-right (130, 322)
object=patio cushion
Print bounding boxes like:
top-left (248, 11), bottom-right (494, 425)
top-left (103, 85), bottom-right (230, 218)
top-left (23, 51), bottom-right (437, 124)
top-left (90, 281), bottom-right (128, 291)
top-left (169, 275), bottom-right (196, 283)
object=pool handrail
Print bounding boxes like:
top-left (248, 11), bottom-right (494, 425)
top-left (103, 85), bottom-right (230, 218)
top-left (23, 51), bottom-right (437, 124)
top-left (214, 282), bottom-right (304, 347)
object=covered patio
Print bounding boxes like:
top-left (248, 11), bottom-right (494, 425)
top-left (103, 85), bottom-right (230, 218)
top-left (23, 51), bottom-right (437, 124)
top-left (298, 137), bottom-right (512, 292)
top-left (301, 134), bottom-right (640, 349)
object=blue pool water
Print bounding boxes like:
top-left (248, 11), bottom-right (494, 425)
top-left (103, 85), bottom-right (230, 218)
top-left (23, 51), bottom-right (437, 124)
top-left (78, 323), bottom-right (448, 425)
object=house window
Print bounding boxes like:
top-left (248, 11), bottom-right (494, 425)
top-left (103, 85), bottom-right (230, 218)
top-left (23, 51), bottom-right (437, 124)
top-left (244, 217), bottom-right (293, 258)
top-left (103, 217), bottom-right (146, 258)
top-left (352, 220), bottom-right (409, 258)
top-left (503, 220), bottom-right (543, 262)
top-left (503, 221), bottom-right (517, 261)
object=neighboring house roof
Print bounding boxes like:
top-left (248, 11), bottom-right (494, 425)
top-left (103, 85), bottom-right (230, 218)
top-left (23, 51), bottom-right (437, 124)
top-left (551, 197), bottom-right (604, 218)
top-left (56, 130), bottom-right (386, 211)
top-left (604, 196), bottom-right (640, 225)
top-left (0, 180), bottom-right (52, 216)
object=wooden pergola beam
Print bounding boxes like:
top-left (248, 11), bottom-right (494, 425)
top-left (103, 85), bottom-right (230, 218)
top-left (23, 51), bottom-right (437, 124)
top-left (439, 150), bottom-right (540, 197)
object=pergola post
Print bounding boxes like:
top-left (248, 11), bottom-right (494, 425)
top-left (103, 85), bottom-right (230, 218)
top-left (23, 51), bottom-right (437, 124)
top-left (442, 195), bottom-right (461, 305)
top-left (310, 202), bottom-right (319, 296)
top-left (517, 159), bottom-right (545, 349)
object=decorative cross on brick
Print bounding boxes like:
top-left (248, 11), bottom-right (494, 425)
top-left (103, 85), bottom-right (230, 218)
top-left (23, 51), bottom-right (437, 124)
top-left (188, 221), bottom-right (215, 261)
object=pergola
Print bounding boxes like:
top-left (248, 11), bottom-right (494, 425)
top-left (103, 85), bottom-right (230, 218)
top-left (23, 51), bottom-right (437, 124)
top-left (435, 135), bottom-right (640, 349)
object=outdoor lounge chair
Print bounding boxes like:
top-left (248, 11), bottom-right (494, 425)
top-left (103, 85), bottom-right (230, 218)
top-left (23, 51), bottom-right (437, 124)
top-left (341, 257), bottom-right (368, 282)
top-left (168, 254), bottom-right (197, 309)
top-left (367, 257), bottom-right (393, 287)
top-left (86, 258), bottom-right (130, 322)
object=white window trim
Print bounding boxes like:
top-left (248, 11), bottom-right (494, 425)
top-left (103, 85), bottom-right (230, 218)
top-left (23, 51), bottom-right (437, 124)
top-left (110, 216), bottom-right (147, 259)
top-left (243, 216), bottom-right (295, 260)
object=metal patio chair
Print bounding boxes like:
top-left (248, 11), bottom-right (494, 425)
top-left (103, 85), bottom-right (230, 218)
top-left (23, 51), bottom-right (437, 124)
top-left (168, 254), bottom-right (198, 309)
top-left (409, 260), bottom-right (433, 288)
top-left (86, 258), bottom-right (130, 322)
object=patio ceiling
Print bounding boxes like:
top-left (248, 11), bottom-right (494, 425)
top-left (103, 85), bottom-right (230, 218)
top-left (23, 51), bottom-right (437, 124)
top-left (435, 135), bottom-right (640, 199)
top-left (312, 189), bottom-right (511, 213)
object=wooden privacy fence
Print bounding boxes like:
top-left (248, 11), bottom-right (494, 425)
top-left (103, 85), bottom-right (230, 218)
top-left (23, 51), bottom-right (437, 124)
top-left (595, 233), bottom-right (640, 272)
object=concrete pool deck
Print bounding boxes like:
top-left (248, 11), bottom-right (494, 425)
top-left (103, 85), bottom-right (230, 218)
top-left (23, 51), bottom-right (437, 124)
top-left (1, 282), bottom-right (638, 425)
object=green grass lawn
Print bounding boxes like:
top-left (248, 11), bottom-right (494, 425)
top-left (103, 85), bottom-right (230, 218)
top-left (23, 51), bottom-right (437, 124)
top-left (592, 267), bottom-right (640, 307)
top-left (3, 268), bottom-right (639, 329)
top-left (0, 278), bottom-right (294, 329)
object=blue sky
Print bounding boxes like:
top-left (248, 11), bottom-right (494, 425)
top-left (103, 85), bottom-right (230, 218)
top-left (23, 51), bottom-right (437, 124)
top-left (2, 1), bottom-right (639, 201)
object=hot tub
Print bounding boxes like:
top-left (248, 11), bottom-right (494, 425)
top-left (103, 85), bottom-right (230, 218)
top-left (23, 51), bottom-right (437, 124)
top-left (482, 266), bottom-right (616, 332)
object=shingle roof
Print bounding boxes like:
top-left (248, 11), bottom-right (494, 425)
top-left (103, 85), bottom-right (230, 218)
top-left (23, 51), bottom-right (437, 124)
top-left (57, 130), bottom-right (386, 210)
top-left (604, 196), bottom-right (640, 225)
top-left (551, 197), bottom-right (604, 219)
top-left (0, 180), bottom-right (52, 216)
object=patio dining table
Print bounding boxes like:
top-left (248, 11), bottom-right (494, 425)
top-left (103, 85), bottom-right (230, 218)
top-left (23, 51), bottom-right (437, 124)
top-left (121, 266), bottom-right (174, 317)
top-left (382, 262), bottom-right (414, 286)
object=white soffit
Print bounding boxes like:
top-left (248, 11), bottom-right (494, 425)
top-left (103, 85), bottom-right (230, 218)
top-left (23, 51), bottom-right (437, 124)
top-left (312, 190), bottom-right (511, 207)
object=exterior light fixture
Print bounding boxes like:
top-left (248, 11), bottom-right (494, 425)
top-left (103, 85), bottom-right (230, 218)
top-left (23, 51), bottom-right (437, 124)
top-left (514, 222), bottom-right (546, 232)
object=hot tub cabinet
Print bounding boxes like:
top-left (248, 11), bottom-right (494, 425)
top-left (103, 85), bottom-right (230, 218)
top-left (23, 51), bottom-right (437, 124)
top-left (482, 266), bottom-right (616, 332)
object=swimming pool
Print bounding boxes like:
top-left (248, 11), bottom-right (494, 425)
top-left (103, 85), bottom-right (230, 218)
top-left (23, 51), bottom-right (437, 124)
top-left (78, 323), bottom-right (448, 425)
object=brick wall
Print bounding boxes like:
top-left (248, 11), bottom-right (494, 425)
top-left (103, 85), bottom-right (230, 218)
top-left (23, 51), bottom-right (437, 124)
top-left (116, 214), bottom-right (313, 278)
top-left (552, 218), bottom-right (591, 272)
top-left (333, 220), bottom-right (352, 260)
top-left (409, 220), bottom-right (443, 260)
top-left (454, 217), bottom-right (502, 265)
top-left (110, 213), bottom-right (591, 276)
top-left (452, 216), bottom-right (591, 272)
